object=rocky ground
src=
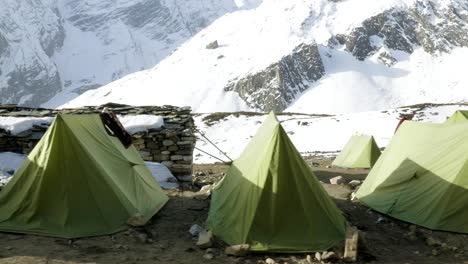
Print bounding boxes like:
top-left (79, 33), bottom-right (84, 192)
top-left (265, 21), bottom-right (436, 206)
top-left (1, 157), bottom-right (468, 264)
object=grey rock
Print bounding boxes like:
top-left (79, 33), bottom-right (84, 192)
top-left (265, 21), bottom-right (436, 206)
top-left (224, 42), bottom-right (324, 112)
top-left (224, 244), bottom-right (250, 256)
top-left (196, 230), bottom-right (213, 249)
top-left (348, 180), bottom-right (361, 187)
top-left (206, 40), bottom-right (219, 49)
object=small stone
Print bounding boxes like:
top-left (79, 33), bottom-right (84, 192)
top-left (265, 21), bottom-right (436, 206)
top-left (203, 253), bottom-right (214, 260)
top-left (206, 248), bottom-right (216, 254)
top-left (178, 175), bottom-right (192, 182)
top-left (426, 237), bottom-right (439, 247)
top-left (329, 176), bottom-right (344, 185)
top-left (406, 233), bottom-right (418, 242)
top-left (171, 155), bottom-right (183, 161)
top-left (225, 244), bottom-right (250, 256)
top-left (315, 252), bottom-right (322, 261)
top-left (306, 254), bottom-right (313, 263)
top-left (135, 232), bottom-right (147, 243)
top-left (189, 224), bottom-right (204, 236)
top-left (265, 258), bottom-right (276, 264)
top-left (163, 140), bottom-right (175, 146)
top-left (114, 244), bottom-right (123, 249)
top-left (196, 230), bottom-right (213, 249)
top-left (348, 180), bottom-right (361, 187)
top-left (321, 251), bottom-right (337, 261)
top-left (431, 249), bottom-right (439, 256)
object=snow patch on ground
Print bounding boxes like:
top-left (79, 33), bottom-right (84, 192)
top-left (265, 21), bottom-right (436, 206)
top-left (144, 162), bottom-right (178, 189)
top-left (0, 152), bottom-right (26, 186)
top-left (194, 104), bottom-right (467, 163)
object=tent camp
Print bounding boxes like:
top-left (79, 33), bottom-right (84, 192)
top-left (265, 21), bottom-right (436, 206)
top-left (207, 112), bottom-right (347, 252)
top-left (356, 121), bottom-right (468, 233)
top-left (445, 110), bottom-right (468, 124)
top-left (0, 114), bottom-right (168, 238)
top-left (332, 134), bottom-right (381, 169)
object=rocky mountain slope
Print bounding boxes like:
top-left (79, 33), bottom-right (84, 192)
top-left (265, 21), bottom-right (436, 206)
top-left (1, 0), bottom-right (468, 114)
top-left (0, 0), bottom-right (260, 107)
top-left (62, 0), bottom-right (468, 114)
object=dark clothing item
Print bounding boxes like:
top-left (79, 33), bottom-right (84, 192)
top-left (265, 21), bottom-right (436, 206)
top-left (100, 112), bottom-right (133, 148)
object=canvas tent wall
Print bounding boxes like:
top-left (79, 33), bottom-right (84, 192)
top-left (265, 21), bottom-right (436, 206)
top-left (332, 134), bottom-right (381, 169)
top-left (445, 110), bottom-right (468, 124)
top-left (207, 112), bottom-right (347, 252)
top-left (0, 114), bottom-right (168, 238)
top-left (356, 121), bottom-right (468, 233)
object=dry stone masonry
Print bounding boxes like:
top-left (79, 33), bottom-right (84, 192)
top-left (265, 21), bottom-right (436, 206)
top-left (0, 103), bottom-right (195, 177)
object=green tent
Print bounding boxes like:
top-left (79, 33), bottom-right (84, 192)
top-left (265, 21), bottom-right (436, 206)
top-left (207, 112), bottom-right (347, 252)
top-left (332, 134), bottom-right (381, 169)
top-left (0, 114), bottom-right (168, 238)
top-left (445, 110), bottom-right (468, 124)
top-left (356, 121), bottom-right (468, 233)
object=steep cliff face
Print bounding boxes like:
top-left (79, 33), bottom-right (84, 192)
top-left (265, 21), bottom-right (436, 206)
top-left (2, 0), bottom-right (468, 113)
top-left (63, 0), bottom-right (468, 113)
top-left (330, 1), bottom-right (468, 64)
top-left (224, 43), bottom-right (324, 111)
top-left (0, 0), bottom-right (261, 107)
top-left (0, 0), bottom-right (64, 106)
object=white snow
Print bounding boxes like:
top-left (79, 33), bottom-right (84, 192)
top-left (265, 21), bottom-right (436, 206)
top-left (41, 0), bottom-right (263, 109)
top-left (58, 0), bottom-right (468, 114)
top-left (144, 162), bottom-right (178, 189)
top-left (194, 104), bottom-right (467, 163)
top-left (0, 116), bottom-right (54, 135)
top-left (287, 47), bottom-right (468, 114)
top-left (0, 115), bottom-right (164, 135)
top-left (117, 115), bottom-right (164, 134)
top-left (0, 152), bottom-right (26, 186)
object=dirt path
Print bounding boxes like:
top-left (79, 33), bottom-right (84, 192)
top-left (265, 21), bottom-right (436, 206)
top-left (1, 159), bottom-right (467, 263)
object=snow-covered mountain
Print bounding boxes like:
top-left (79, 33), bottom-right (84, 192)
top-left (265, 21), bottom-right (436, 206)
top-left (0, 0), bottom-right (260, 107)
top-left (1, 0), bottom-right (468, 114)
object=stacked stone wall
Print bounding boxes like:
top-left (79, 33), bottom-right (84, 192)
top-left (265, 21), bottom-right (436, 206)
top-left (0, 103), bottom-right (195, 177)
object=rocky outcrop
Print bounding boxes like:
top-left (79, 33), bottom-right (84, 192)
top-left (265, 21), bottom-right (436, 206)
top-left (224, 43), bottom-right (325, 112)
top-left (328, 1), bottom-right (468, 62)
